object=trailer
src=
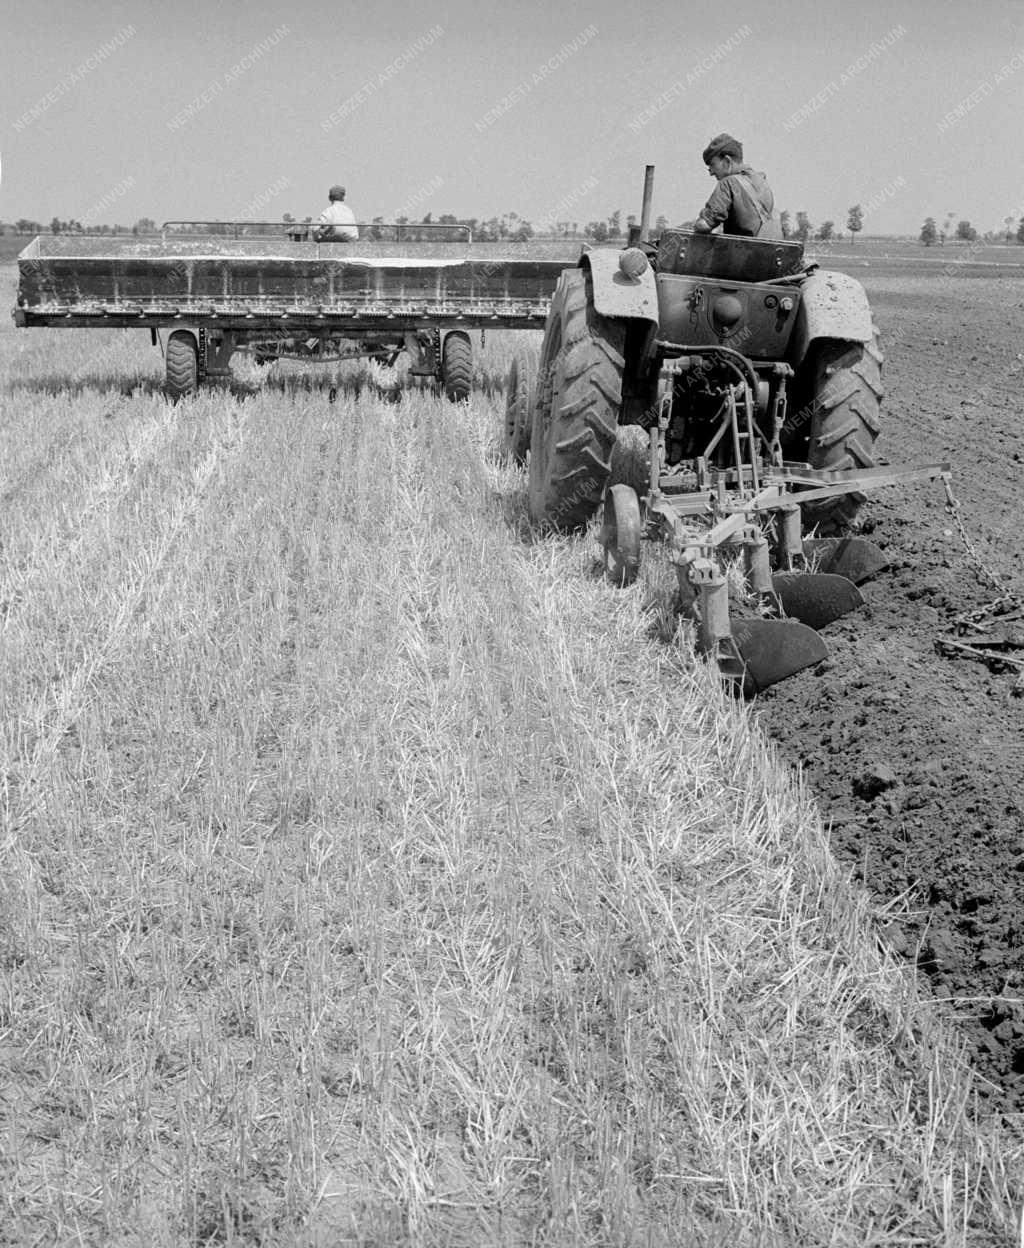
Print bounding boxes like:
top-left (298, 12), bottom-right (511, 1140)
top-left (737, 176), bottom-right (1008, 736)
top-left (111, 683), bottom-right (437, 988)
top-left (12, 222), bottom-right (577, 400)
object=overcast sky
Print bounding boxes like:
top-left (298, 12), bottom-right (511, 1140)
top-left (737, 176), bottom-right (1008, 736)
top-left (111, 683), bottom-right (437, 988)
top-left (1, 0), bottom-right (1021, 236)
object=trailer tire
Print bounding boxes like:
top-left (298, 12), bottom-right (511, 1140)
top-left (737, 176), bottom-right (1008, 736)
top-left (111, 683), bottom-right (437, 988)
top-left (795, 329), bottom-right (884, 532)
top-left (608, 423), bottom-right (651, 496)
top-left (441, 331), bottom-right (472, 402)
top-left (166, 330), bottom-right (199, 400)
top-left (502, 345), bottom-right (537, 463)
top-left (528, 269), bottom-right (625, 530)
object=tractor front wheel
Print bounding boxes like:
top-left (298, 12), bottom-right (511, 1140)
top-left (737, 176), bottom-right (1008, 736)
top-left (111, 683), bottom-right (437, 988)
top-left (601, 484), bottom-right (642, 586)
top-left (503, 345), bottom-right (537, 463)
top-left (166, 330), bottom-right (199, 400)
top-left (440, 331), bottom-right (472, 402)
top-left (607, 423), bottom-right (652, 496)
top-left (528, 269), bottom-right (625, 530)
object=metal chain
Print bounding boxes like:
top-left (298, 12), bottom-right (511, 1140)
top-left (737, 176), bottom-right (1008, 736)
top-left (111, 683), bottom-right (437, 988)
top-left (942, 478), bottom-right (1019, 606)
top-left (937, 483), bottom-right (1024, 696)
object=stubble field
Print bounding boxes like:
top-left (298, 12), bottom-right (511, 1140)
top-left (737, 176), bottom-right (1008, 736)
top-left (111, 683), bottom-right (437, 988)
top-left (2, 247), bottom-right (1024, 1246)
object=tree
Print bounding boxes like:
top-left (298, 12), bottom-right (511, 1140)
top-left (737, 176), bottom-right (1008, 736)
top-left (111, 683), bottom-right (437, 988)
top-left (847, 204), bottom-right (863, 244)
top-left (941, 211), bottom-right (955, 244)
top-left (1005, 216), bottom-right (1015, 243)
top-left (607, 210), bottom-right (622, 239)
top-left (778, 209), bottom-right (791, 239)
top-left (50, 217), bottom-right (63, 234)
top-left (794, 211), bottom-right (812, 242)
top-left (955, 219), bottom-right (976, 242)
top-left (585, 220), bottom-right (610, 243)
top-left (133, 217), bottom-right (156, 234)
top-left (282, 213), bottom-right (295, 224)
top-left (512, 219), bottom-right (534, 242)
top-left (816, 220), bottom-right (835, 242)
top-left (919, 217), bottom-right (938, 246)
top-left (1017, 217), bottom-right (1024, 245)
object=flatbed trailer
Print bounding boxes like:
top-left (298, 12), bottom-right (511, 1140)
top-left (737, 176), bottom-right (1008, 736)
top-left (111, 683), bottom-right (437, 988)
top-left (12, 223), bottom-right (579, 399)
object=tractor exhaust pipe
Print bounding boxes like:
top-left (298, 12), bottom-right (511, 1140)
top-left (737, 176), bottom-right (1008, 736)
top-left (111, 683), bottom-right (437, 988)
top-left (638, 165), bottom-right (655, 243)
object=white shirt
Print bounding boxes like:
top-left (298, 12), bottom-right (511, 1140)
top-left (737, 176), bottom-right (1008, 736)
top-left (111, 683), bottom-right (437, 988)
top-left (317, 201), bottom-right (358, 240)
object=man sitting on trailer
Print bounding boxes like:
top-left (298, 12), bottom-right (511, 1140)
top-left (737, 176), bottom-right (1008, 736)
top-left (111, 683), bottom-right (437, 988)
top-left (314, 185), bottom-right (359, 242)
top-left (692, 134), bottom-right (779, 239)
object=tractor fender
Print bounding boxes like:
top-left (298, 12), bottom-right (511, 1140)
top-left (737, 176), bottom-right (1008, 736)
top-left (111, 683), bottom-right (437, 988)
top-left (580, 248), bottom-right (659, 324)
top-left (791, 269), bottom-right (873, 366)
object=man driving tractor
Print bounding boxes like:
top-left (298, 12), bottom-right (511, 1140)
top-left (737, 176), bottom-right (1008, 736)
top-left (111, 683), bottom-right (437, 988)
top-left (692, 133), bottom-right (779, 239)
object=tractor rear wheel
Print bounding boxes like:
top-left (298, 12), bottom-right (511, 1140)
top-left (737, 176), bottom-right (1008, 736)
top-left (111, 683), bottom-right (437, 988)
top-left (166, 330), bottom-right (199, 400)
top-left (441, 330), bottom-right (472, 402)
top-left (798, 329), bottom-right (884, 532)
top-left (502, 345), bottom-right (537, 463)
top-left (528, 268), bottom-right (625, 530)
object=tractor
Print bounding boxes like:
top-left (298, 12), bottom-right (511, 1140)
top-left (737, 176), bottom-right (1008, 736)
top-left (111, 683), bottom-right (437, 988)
top-left (504, 169), bottom-right (948, 692)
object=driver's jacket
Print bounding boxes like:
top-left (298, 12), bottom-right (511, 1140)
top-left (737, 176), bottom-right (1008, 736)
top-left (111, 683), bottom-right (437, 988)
top-left (698, 166), bottom-right (777, 238)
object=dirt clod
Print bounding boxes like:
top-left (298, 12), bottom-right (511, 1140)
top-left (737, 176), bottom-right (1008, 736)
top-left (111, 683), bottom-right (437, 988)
top-left (853, 763), bottom-right (898, 799)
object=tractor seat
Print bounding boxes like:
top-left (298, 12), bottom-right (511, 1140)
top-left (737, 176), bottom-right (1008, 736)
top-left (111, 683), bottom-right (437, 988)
top-left (657, 230), bottom-right (804, 283)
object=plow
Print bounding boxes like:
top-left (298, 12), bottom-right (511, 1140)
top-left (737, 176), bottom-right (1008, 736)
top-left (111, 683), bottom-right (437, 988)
top-left (600, 443), bottom-right (950, 694)
top-left (519, 167), bottom-right (952, 693)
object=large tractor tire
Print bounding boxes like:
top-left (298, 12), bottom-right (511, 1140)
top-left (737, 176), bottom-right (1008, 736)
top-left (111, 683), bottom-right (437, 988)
top-left (502, 345), bottom-right (537, 464)
top-left (796, 328), bottom-right (884, 532)
top-left (528, 269), bottom-right (625, 530)
top-left (440, 330), bottom-right (473, 402)
top-left (166, 330), bottom-right (199, 400)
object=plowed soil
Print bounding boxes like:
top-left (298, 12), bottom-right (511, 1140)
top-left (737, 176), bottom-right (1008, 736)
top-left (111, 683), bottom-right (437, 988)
top-left (754, 252), bottom-right (1024, 1114)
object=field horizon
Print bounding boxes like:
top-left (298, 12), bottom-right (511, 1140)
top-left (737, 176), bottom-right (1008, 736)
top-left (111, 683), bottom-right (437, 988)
top-left (5, 229), bottom-right (1024, 268)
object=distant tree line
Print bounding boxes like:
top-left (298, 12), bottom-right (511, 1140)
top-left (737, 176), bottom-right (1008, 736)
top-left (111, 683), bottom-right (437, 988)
top-left (772, 205), bottom-right (864, 244)
top-left (918, 214), bottom-right (1024, 246)
top-left (0, 210), bottom-right (674, 243)
top-left (358, 210), bottom-right (677, 243)
top-left (0, 217), bottom-right (158, 236)
top-left (12, 207), bottom-right (1021, 246)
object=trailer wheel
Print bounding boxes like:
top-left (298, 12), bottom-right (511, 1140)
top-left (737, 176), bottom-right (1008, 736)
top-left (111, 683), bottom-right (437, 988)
top-left (601, 484), bottom-right (642, 586)
top-left (608, 423), bottom-right (651, 496)
top-left (528, 268), bottom-right (625, 530)
top-left (502, 345), bottom-right (538, 463)
top-left (440, 331), bottom-right (472, 402)
top-left (794, 328), bottom-right (884, 532)
top-left (166, 330), bottom-right (199, 400)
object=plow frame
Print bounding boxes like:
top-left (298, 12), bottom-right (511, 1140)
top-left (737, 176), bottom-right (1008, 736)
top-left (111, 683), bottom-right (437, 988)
top-left (602, 406), bottom-right (952, 692)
